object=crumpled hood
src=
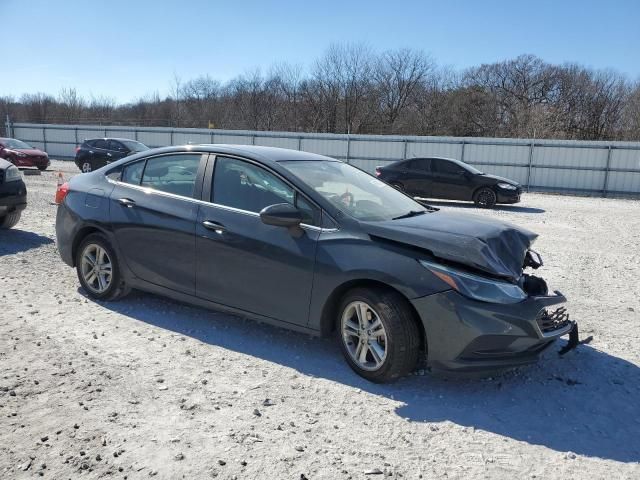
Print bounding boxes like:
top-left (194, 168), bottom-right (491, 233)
top-left (362, 211), bottom-right (537, 280)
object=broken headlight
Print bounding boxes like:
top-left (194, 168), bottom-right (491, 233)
top-left (419, 260), bottom-right (527, 304)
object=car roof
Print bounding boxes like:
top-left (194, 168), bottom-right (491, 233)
top-left (125, 144), bottom-right (338, 164)
top-left (196, 145), bottom-right (337, 163)
top-left (404, 156), bottom-right (456, 161)
top-left (84, 138), bottom-right (142, 142)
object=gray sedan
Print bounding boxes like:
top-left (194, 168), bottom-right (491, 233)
top-left (55, 145), bottom-right (574, 382)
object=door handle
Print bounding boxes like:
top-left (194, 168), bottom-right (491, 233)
top-left (118, 198), bottom-right (136, 208)
top-left (107, 153), bottom-right (112, 157)
top-left (202, 220), bottom-right (226, 234)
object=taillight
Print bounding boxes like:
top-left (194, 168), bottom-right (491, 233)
top-left (55, 182), bottom-right (70, 204)
top-left (375, 167), bottom-right (381, 177)
top-left (75, 146), bottom-right (81, 153)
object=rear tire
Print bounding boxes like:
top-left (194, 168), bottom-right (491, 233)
top-left (37, 165), bottom-right (47, 171)
top-left (474, 187), bottom-right (497, 208)
top-left (80, 160), bottom-right (93, 173)
top-left (0, 212), bottom-right (21, 229)
top-left (76, 233), bottom-right (130, 301)
top-left (337, 287), bottom-right (421, 383)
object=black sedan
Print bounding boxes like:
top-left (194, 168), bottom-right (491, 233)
top-left (55, 145), bottom-right (573, 382)
top-left (376, 157), bottom-right (522, 208)
top-left (0, 157), bottom-right (27, 229)
top-left (75, 138), bottom-right (149, 173)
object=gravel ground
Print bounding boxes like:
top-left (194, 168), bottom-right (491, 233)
top-left (1, 160), bottom-right (639, 479)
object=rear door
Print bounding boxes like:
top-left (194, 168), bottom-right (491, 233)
top-left (109, 152), bottom-right (207, 294)
top-left (429, 159), bottom-right (471, 200)
top-left (91, 139), bottom-right (110, 167)
top-left (195, 155), bottom-right (320, 327)
top-left (402, 158), bottom-right (433, 197)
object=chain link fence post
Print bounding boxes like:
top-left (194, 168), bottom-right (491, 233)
top-left (526, 140), bottom-right (535, 192)
top-left (4, 115), bottom-right (11, 138)
top-left (603, 145), bottom-right (612, 198)
top-left (346, 135), bottom-right (351, 164)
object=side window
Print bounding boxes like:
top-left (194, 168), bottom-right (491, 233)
top-left (94, 139), bottom-right (107, 149)
top-left (140, 154), bottom-right (201, 197)
top-left (108, 140), bottom-right (124, 152)
top-left (433, 159), bottom-right (464, 175)
top-left (121, 160), bottom-right (145, 185)
top-left (213, 157), bottom-right (319, 225)
top-left (408, 159), bottom-right (431, 171)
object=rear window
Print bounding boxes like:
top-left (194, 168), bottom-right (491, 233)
top-left (121, 160), bottom-right (145, 185)
top-left (141, 154), bottom-right (201, 197)
top-left (407, 159), bottom-right (431, 171)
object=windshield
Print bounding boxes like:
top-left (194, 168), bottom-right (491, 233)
top-left (281, 160), bottom-right (428, 222)
top-left (121, 140), bottom-right (149, 152)
top-left (4, 139), bottom-right (32, 149)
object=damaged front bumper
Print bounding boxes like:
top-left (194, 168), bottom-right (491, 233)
top-left (411, 289), bottom-right (576, 373)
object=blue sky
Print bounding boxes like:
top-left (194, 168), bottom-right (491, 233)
top-left (3, 0), bottom-right (639, 103)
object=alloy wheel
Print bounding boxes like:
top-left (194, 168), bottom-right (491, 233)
top-left (82, 162), bottom-right (92, 173)
top-left (80, 243), bottom-right (113, 294)
top-left (476, 189), bottom-right (496, 207)
top-left (341, 301), bottom-right (388, 371)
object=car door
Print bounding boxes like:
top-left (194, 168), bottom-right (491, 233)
top-left (401, 159), bottom-right (433, 197)
top-left (429, 159), bottom-right (471, 200)
top-left (195, 155), bottom-right (320, 327)
top-left (90, 139), bottom-right (110, 167)
top-left (107, 140), bottom-right (129, 163)
top-left (109, 152), bottom-right (207, 294)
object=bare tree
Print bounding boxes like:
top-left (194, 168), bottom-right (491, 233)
top-left (375, 48), bottom-right (434, 131)
top-left (3, 46), bottom-right (638, 141)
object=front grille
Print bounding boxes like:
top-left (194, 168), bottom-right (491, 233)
top-left (536, 306), bottom-right (570, 334)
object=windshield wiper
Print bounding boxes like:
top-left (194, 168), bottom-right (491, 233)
top-left (392, 210), bottom-right (427, 220)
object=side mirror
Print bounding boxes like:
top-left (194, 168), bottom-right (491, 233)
top-left (259, 203), bottom-right (303, 228)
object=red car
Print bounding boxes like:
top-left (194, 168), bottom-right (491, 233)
top-left (0, 138), bottom-right (50, 171)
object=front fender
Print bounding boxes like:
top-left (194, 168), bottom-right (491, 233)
top-left (307, 230), bottom-right (449, 332)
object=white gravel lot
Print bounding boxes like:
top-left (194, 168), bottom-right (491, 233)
top-left (1, 160), bottom-right (639, 479)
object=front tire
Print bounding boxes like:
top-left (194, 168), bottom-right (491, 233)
top-left (338, 287), bottom-right (421, 383)
top-left (0, 212), bottom-right (21, 229)
top-left (76, 233), bottom-right (129, 301)
top-left (474, 187), bottom-right (497, 208)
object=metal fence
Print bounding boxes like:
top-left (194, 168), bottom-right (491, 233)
top-left (6, 120), bottom-right (640, 197)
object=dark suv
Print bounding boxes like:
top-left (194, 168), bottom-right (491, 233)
top-left (75, 138), bottom-right (149, 173)
top-left (376, 157), bottom-right (522, 208)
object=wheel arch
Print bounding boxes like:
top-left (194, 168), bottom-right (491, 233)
top-left (319, 279), bottom-right (426, 351)
top-left (71, 226), bottom-right (108, 267)
top-left (472, 184), bottom-right (497, 200)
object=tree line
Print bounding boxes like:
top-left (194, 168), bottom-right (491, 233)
top-left (2, 44), bottom-right (639, 141)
